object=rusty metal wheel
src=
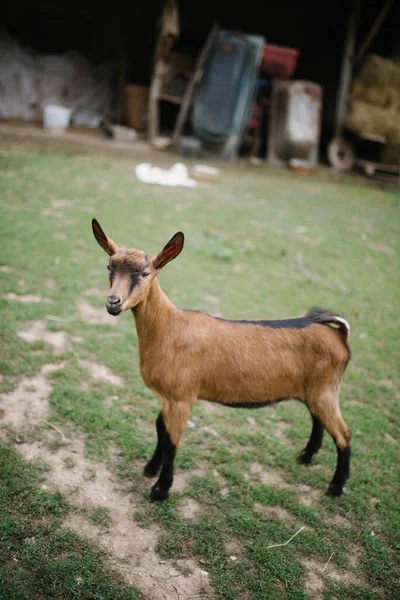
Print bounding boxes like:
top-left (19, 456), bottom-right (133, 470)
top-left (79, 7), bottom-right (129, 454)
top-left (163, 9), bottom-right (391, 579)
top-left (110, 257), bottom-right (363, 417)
top-left (328, 137), bottom-right (355, 172)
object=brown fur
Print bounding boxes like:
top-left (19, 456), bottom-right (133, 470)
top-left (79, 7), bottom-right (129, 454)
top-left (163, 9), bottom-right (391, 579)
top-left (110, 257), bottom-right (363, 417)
top-left (92, 220), bottom-right (352, 499)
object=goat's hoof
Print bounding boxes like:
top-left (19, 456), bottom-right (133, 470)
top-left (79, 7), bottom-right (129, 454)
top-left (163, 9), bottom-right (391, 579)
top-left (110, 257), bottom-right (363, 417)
top-left (297, 449), bottom-right (312, 465)
top-left (144, 461), bottom-right (161, 478)
top-left (326, 482), bottom-right (343, 496)
top-left (150, 483), bottom-right (169, 502)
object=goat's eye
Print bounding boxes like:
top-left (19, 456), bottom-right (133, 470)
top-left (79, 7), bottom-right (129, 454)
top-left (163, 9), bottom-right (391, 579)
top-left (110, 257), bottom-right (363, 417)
top-left (142, 272), bottom-right (150, 278)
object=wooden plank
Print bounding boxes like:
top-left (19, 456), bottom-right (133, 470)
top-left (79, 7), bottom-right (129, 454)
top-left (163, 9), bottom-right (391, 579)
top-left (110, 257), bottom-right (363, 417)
top-left (171, 23), bottom-right (219, 146)
top-left (159, 93), bottom-right (183, 104)
top-left (360, 132), bottom-right (387, 143)
top-left (358, 159), bottom-right (400, 176)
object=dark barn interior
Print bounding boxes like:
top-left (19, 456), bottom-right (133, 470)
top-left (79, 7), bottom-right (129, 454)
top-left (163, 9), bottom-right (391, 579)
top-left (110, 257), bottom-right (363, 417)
top-left (1, 0), bottom-right (398, 156)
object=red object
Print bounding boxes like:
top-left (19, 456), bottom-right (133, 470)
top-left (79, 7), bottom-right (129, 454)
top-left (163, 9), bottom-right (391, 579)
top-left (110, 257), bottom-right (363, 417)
top-left (260, 44), bottom-right (299, 79)
top-left (248, 104), bottom-right (261, 129)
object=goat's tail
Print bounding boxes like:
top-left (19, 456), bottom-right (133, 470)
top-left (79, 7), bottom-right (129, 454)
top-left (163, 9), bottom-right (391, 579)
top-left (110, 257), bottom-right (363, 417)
top-left (305, 306), bottom-right (350, 340)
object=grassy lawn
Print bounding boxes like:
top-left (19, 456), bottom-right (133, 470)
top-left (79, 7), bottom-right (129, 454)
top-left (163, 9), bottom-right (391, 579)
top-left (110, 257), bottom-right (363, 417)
top-left (0, 145), bottom-right (399, 600)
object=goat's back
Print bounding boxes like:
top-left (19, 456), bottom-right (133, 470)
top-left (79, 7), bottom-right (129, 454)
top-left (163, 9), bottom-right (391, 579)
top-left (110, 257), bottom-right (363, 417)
top-left (143, 309), bottom-right (350, 404)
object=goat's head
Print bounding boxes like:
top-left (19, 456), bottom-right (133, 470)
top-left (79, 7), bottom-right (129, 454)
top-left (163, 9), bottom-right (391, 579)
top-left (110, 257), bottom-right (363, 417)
top-left (92, 219), bottom-right (184, 315)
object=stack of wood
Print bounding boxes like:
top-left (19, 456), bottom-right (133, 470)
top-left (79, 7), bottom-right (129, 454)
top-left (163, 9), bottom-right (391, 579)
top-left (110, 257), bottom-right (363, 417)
top-left (345, 54), bottom-right (400, 163)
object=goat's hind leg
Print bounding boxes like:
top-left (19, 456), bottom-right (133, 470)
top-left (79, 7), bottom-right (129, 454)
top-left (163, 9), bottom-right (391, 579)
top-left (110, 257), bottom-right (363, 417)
top-left (327, 443), bottom-right (351, 496)
top-left (308, 391), bottom-right (351, 496)
top-left (297, 414), bottom-right (324, 465)
top-left (144, 412), bottom-right (165, 478)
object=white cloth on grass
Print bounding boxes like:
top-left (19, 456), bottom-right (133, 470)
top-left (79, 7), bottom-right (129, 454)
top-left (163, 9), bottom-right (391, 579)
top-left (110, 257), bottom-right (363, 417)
top-left (135, 162), bottom-right (196, 187)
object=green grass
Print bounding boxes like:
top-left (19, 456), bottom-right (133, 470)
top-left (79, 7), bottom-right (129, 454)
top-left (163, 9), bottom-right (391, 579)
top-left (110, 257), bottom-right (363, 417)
top-left (0, 446), bottom-right (138, 600)
top-left (90, 507), bottom-right (111, 529)
top-left (0, 145), bottom-right (399, 599)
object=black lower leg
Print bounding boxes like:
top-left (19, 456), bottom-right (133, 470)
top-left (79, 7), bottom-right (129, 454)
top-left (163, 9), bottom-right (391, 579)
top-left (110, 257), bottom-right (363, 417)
top-left (144, 413), bottom-right (166, 477)
top-left (327, 445), bottom-right (351, 496)
top-left (297, 415), bottom-right (324, 464)
top-left (150, 432), bottom-right (176, 502)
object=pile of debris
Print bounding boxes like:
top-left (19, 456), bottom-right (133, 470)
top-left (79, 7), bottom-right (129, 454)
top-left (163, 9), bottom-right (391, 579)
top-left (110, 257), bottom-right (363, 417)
top-left (0, 29), bottom-right (114, 127)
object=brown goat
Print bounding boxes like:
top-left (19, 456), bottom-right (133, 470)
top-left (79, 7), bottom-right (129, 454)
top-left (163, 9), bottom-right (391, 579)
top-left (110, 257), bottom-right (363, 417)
top-left (92, 219), bottom-right (352, 502)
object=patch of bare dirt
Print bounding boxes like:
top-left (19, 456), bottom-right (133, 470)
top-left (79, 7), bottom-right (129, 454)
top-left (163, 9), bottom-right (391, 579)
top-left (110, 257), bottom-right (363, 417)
top-left (302, 558), bottom-right (325, 597)
top-left (378, 378), bottom-right (394, 389)
top-left (324, 512), bottom-right (354, 529)
top-left (58, 219), bottom-right (76, 227)
top-left (80, 359), bottom-right (124, 387)
top-left (224, 537), bottom-right (245, 560)
top-left (203, 293), bottom-right (220, 305)
top-left (347, 544), bottom-right (363, 568)
top-left (54, 232), bottom-right (68, 241)
top-left (76, 299), bottom-right (117, 325)
top-left (201, 425), bottom-right (220, 438)
top-left (0, 265), bottom-right (13, 272)
top-left (18, 437), bottom-right (212, 600)
top-left (51, 200), bottom-right (72, 208)
top-left (173, 466), bottom-right (208, 493)
top-left (350, 216), bottom-right (377, 233)
top-left (253, 501), bottom-right (299, 525)
top-left (366, 241), bottom-right (395, 255)
top-left (0, 363), bottom-right (66, 428)
top-left (245, 416), bottom-right (259, 432)
top-left (177, 498), bottom-right (204, 520)
top-left (249, 462), bottom-right (323, 505)
top-left (249, 462), bottom-right (287, 487)
top-left (18, 320), bottom-right (79, 353)
top-left (211, 468), bottom-right (229, 491)
top-left (46, 278), bottom-right (56, 290)
top-left (299, 235), bottom-right (319, 246)
top-left (297, 484), bottom-right (322, 507)
top-left (302, 556), bottom-right (363, 599)
top-left (199, 401), bottom-right (223, 415)
top-left (273, 420), bottom-right (292, 441)
top-left (83, 287), bottom-right (105, 297)
top-left (5, 293), bottom-right (53, 304)
top-left (104, 394), bottom-right (120, 409)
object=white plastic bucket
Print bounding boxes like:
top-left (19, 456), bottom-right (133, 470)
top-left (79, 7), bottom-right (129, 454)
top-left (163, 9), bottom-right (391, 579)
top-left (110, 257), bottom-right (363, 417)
top-left (43, 105), bottom-right (72, 129)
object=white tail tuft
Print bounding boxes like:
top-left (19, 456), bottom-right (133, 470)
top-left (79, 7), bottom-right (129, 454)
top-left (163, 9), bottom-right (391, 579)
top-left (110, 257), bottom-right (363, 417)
top-left (332, 316), bottom-right (350, 338)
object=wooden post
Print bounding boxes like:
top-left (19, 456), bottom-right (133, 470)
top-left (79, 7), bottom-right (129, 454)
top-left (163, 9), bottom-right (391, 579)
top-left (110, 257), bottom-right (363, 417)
top-left (334, 0), bottom-right (362, 138)
top-left (148, 60), bottom-right (168, 145)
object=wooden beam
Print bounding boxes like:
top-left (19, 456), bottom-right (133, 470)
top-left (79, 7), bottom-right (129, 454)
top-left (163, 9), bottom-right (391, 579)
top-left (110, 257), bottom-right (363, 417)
top-left (334, 0), bottom-right (362, 138)
top-left (355, 0), bottom-right (396, 65)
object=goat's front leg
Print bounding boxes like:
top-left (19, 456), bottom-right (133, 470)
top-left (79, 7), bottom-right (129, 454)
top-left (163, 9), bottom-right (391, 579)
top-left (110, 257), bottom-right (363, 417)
top-left (144, 412), bottom-right (165, 478)
top-left (150, 397), bottom-right (195, 502)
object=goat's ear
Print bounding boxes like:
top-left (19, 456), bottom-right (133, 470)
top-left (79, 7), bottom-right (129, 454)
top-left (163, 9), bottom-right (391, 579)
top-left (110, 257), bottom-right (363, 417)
top-left (153, 232), bottom-right (184, 270)
top-left (92, 219), bottom-right (119, 256)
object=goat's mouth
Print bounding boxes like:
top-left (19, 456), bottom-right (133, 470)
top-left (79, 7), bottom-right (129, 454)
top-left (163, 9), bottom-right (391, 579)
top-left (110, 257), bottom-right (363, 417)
top-left (106, 304), bottom-right (122, 316)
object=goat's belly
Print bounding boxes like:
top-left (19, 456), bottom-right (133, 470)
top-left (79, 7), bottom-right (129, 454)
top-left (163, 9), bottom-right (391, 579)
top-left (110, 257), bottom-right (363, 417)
top-left (199, 372), bottom-right (304, 406)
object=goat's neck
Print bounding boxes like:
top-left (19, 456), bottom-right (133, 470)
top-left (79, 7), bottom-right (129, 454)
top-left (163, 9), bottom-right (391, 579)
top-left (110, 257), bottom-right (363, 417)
top-left (133, 278), bottom-right (177, 346)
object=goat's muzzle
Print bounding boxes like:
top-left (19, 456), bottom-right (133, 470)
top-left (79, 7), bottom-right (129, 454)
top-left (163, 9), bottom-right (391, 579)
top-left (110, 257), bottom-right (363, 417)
top-left (106, 295), bottom-right (122, 316)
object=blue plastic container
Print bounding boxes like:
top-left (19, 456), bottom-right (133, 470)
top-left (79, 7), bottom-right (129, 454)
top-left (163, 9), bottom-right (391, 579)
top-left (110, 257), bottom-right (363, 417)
top-left (192, 30), bottom-right (265, 158)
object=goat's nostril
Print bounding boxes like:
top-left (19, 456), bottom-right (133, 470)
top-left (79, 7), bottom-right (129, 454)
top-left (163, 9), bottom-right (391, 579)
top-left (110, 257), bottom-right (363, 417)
top-left (107, 296), bottom-right (121, 306)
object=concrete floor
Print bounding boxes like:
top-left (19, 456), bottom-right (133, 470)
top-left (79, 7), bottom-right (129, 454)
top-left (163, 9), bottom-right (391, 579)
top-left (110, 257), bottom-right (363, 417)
top-left (0, 120), bottom-right (397, 189)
